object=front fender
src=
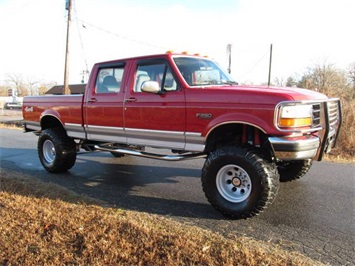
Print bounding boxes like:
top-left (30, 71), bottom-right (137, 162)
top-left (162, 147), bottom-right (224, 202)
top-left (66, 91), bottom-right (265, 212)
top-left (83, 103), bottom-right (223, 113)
top-left (203, 112), bottom-right (272, 138)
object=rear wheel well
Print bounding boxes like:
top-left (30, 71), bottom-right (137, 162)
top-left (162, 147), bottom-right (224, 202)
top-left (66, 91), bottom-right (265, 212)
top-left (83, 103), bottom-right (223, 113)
top-left (40, 116), bottom-right (64, 131)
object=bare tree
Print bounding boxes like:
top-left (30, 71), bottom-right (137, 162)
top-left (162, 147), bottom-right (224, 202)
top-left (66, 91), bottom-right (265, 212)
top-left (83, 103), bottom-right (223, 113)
top-left (296, 62), bottom-right (349, 99)
top-left (0, 84), bottom-right (11, 96)
top-left (38, 81), bottom-right (57, 95)
top-left (348, 62), bottom-right (355, 97)
top-left (6, 73), bottom-right (28, 97)
top-left (273, 77), bottom-right (285, 87)
top-left (26, 77), bottom-right (39, 96)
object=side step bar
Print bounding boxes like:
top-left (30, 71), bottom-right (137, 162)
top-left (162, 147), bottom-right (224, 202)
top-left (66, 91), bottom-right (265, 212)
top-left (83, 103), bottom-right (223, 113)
top-left (94, 145), bottom-right (207, 161)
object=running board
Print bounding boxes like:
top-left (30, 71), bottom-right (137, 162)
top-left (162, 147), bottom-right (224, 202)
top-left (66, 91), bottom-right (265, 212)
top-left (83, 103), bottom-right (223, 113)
top-left (94, 145), bottom-right (207, 161)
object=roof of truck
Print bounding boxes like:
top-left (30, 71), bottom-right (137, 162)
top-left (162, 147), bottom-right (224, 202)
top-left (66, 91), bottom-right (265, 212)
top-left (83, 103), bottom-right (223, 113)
top-left (96, 51), bottom-right (210, 65)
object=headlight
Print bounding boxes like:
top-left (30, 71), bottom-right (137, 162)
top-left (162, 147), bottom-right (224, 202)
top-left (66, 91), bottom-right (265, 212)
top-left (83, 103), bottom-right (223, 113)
top-left (278, 104), bottom-right (313, 127)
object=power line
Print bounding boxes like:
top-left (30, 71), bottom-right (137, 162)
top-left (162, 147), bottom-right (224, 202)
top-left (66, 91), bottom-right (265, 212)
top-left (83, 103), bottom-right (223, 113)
top-left (73, 0), bottom-right (89, 74)
top-left (238, 48), bottom-right (269, 79)
top-left (77, 18), bottom-right (167, 51)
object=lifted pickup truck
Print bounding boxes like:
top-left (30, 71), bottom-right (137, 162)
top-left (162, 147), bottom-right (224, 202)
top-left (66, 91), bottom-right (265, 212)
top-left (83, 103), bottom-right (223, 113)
top-left (23, 52), bottom-right (342, 219)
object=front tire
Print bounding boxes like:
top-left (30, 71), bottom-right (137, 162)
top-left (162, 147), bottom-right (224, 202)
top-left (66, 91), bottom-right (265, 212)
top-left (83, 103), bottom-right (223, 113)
top-left (202, 146), bottom-right (279, 219)
top-left (38, 128), bottom-right (77, 173)
top-left (277, 159), bottom-right (312, 182)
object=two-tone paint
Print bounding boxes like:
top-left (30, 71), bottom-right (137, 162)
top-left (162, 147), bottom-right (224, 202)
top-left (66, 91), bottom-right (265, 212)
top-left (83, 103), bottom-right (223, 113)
top-left (22, 52), bottom-right (341, 161)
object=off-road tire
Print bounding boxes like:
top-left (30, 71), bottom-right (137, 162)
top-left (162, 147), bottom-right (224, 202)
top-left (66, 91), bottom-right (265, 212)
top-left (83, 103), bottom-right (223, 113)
top-left (202, 146), bottom-right (279, 219)
top-left (277, 159), bottom-right (312, 182)
top-left (38, 128), bottom-right (77, 173)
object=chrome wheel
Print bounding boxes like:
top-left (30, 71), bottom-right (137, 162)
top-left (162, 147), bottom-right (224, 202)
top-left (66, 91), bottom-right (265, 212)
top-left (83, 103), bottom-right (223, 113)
top-left (43, 139), bottom-right (56, 164)
top-left (216, 164), bottom-right (252, 203)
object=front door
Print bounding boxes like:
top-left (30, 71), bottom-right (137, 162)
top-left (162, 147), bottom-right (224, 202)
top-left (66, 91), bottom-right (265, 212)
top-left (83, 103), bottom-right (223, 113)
top-left (124, 58), bottom-right (186, 150)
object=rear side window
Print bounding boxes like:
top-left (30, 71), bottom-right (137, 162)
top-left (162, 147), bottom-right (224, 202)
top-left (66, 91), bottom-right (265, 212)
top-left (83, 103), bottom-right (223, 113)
top-left (95, 66), bottom-right (125, 94)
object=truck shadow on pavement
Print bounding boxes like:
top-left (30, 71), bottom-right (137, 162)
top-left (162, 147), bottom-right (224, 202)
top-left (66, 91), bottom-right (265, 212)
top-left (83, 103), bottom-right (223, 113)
top-left (1, 150), bottom-right (224, 220)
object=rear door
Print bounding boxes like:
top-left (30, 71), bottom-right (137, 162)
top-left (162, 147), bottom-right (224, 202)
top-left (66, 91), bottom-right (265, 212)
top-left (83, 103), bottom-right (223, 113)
top-left (83, 62), bottom-right (127, 143)
top-left (123, 58), bottom-right (186, 149)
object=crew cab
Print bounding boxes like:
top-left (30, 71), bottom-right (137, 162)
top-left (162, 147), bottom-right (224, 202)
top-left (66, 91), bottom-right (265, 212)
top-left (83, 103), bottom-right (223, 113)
top-left (22, 52), bottom-right (342, 219)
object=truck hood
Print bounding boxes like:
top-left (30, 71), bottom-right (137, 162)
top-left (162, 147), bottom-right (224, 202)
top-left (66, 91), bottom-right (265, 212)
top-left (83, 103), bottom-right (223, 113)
top-left (202, 84), bottom-right (329, 104)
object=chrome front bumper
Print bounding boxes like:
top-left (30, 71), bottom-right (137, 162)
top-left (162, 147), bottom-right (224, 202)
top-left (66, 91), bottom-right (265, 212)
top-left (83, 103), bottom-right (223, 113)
top-left (269, 136), bottom-right (320, 160)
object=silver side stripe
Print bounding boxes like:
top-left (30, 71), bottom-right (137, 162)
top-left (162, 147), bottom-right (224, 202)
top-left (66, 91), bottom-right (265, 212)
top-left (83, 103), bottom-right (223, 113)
top-left (65, 123), bottom-right (86, 139)
top-left (85, 125), bottom-right (126, 143)
top-left (24, 121), bottom-right (41, 131)
top-left (86, 125), bottom-right (205, 152)
top-left (26, 120), bottom-right (206, 152)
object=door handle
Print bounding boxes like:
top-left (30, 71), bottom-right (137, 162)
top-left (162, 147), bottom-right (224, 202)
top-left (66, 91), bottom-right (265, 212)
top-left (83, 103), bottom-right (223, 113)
top-left (88, 98), bottom-right (97, 103)
top-left (125, 97), bottom-right (137, 102)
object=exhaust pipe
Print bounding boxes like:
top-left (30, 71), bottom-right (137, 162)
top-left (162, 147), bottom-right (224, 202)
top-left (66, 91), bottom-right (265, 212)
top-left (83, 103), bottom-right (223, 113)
top-left (94, 145), bottom-right (207, 161)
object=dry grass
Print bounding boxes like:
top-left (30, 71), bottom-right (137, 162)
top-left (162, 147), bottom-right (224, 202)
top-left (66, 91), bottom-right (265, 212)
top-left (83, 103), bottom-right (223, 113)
top-left (336, 99), bottom-right (355, 157)
top-left (0, 174), bottom-right (323, 266)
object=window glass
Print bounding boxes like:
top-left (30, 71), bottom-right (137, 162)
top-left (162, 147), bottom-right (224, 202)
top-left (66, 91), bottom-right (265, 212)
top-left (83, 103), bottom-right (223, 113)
top-left (95, 66), bottom-right (124, 93)
top-left (173, 57), bottom-right (237, 86)
top-left (134, 61), bottom-right (179, 92)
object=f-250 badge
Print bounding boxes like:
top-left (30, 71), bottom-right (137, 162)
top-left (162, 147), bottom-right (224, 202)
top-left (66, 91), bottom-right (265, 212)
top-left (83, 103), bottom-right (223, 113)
top-left (196, 113), bottom-right (212, 119)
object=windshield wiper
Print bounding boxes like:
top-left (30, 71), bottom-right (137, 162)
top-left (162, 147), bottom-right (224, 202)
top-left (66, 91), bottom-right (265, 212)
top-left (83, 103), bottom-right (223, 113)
top-left (221, 80), bottom-right (238, 85)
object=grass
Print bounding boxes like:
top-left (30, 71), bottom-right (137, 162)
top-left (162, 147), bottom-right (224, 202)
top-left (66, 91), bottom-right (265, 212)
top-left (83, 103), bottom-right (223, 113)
top-left (0, 172), bottom-right (324, 266)
top-left (336, 99), bottom-right (355, 157)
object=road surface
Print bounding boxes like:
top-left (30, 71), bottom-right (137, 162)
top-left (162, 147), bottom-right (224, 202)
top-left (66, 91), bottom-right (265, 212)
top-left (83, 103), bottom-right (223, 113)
top-left (1, 128), bottom-right (354, 265)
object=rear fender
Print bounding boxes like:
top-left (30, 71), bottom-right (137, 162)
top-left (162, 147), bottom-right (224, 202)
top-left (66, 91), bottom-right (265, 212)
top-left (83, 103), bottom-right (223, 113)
top-left (40, 110), bottom-right (64, 130)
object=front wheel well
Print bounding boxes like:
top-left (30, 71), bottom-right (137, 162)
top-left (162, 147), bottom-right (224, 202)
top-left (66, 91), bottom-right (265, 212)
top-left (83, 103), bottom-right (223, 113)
top-left (205, 124), bottom-right (243, 152)
top-left (205, 123), bottom-right (273, 160)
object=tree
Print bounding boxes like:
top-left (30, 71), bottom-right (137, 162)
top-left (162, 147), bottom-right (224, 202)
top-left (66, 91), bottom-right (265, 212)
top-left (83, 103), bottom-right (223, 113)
top-left (6, 73), bottom-right (28, 97)
top-left (38, 81), bottom-right (56, 95)
top-left (348, 62), bottom-right (355, 98)
top-left (26, 77), bottom-right (39, 96)
top-left (285, 76), bottom-right (298, 87)
top-left (296, 62), bottom-right (350, 99)
top-left (0, 85), bottom-right (11, 96)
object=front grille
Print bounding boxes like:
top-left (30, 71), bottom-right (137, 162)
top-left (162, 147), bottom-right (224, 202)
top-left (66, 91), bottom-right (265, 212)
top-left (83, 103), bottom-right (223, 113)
top-left (312, 104), bottom-right (321, 128)
top-left (312, 100), bottom-right (340, 130)
top-left (327, 101), bottom-right (340, 128)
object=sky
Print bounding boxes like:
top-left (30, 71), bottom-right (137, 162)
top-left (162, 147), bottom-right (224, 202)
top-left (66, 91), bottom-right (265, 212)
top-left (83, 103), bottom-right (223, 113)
top-left (0, 0), bottom-right (354, 86)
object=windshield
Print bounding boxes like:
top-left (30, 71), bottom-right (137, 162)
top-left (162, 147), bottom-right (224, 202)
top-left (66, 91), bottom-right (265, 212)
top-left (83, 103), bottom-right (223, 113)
top-left (173, 57), bottom-right (237, 86)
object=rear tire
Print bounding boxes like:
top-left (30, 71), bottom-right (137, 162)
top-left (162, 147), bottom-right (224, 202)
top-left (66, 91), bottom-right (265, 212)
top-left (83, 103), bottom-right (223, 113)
top-left (202, 146), bottom-right (279, 219)
top-left (38, 128), bottom-right (77, 173)
top-left (277, 159), bottom-right (312, 182)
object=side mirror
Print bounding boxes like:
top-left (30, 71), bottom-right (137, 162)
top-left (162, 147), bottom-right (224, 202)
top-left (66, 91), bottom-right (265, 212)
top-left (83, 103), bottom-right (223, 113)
top-left (141, 81), bottom-right (163, 94)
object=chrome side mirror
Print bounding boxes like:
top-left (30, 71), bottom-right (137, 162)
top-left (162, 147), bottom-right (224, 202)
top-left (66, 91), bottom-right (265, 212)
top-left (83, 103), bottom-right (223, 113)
top-left (141, 81), bottom-right (161, 94)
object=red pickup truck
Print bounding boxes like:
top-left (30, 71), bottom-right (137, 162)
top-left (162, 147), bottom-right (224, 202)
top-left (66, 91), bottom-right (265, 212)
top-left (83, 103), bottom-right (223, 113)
top-left (22, 52), bottom-right (342, 219)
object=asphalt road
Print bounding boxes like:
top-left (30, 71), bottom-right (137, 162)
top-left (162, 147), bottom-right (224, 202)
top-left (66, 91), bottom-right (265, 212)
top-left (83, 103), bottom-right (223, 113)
top-left (1, 128), bottom-right (354, 265)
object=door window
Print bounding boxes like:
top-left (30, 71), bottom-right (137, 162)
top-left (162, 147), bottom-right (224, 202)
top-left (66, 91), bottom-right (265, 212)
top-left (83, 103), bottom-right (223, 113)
top-left (95, 67), bottom-right (125, 94)
top-left (134, 61), bottom-right (179, 92)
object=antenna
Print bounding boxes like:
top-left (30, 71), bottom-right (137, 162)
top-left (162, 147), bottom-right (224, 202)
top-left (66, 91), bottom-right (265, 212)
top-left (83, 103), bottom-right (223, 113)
top-left (268, 43), bottom-right (273, 86)
top-left (227, 44), bottom-right (232, 74)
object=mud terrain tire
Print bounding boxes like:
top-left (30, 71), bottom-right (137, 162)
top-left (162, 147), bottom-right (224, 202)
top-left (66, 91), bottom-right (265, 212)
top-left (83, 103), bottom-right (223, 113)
top-left (277, 159), bottom-right (312, 182)
top-left (38, 128), bottom-right (77, 173)
top-left (202, 146), bottom-right (279, 219)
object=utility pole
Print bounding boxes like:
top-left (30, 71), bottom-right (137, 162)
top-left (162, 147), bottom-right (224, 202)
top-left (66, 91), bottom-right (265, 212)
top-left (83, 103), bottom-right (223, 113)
top-left (63, 0), bottom-right (72, 95)
top-left (267, 43), bottom-right (273, 86)
top-left (227, 44), bottom-right (232, 74)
